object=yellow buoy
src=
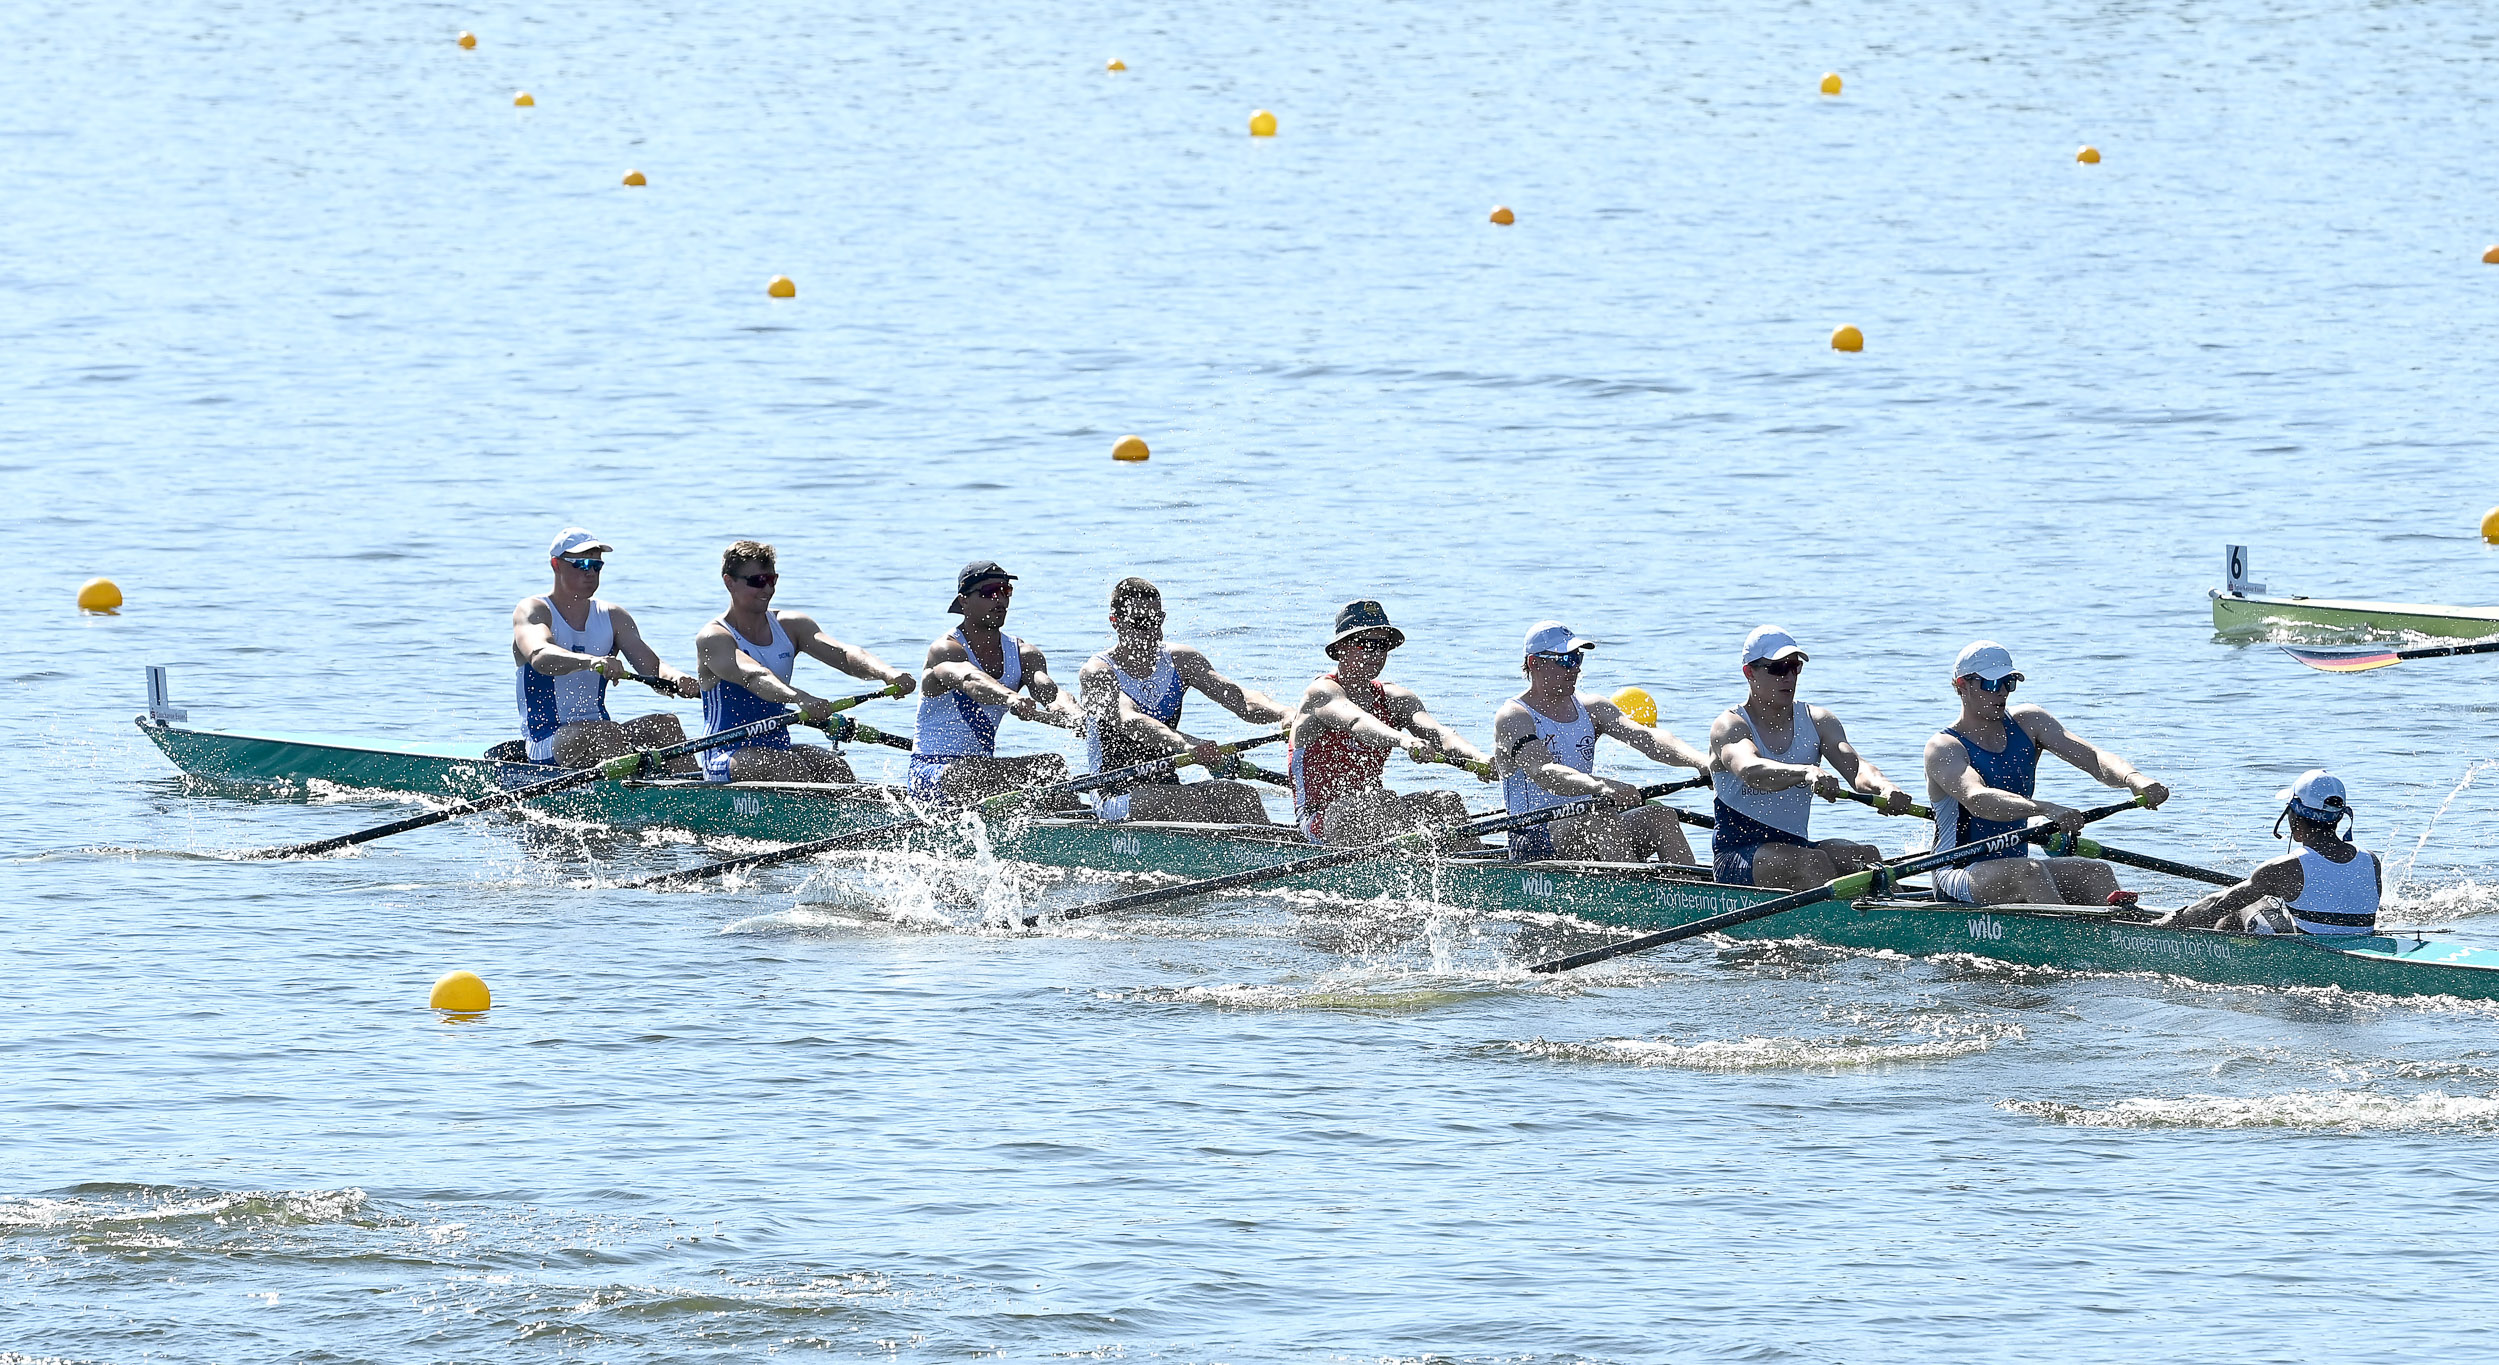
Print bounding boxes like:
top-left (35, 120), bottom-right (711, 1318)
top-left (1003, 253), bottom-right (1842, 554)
top-left (767, 275), bottom-right (796, 298)
top-left (2482, 506), bottom-right (2499, 544)
top-left (1819, 72), bottom-right (1842, 96)
top-left (1107, 58), bottom-right (1126, 71)
top-left (513, 91), bottom-right (534, 107)
top-left (76, 578), bottom-right (123, 613)
top-left (1111, 435), bottom-right (1151, 462)
top-left (1831, 325), bottom-right (1864, 352)
top-left (2077, 145), bottom-right (2102, 164)
top-left (1248, 109), bottom-right (1277, 137)
top-left (1489, 205), bottom-right (1515, 225)
top-left (622, 169), bottom-right (646, 186)
top-left (2483, 245), bottom-right (2499, 265)
top-left (429, 970), bottom-right (491, 1013)
top-left (1611, 687), bottom-right (1658, 727)
top-left (457, 31), bottom-right (476, 49)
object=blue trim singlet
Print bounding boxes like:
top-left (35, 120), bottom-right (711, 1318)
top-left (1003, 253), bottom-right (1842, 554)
top-left (1932, 716), bottom-right (2039, 863)
top-left (696, 611), bottom-right (800, 782)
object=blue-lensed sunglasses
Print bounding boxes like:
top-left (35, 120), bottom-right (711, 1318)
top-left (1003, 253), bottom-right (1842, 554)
top-left (558, 556), bottom-right (605, 573)
top-left (1974, 674), bottom-right (2019, 693)
top-left (1531, 650), bottom-right (1585, 669)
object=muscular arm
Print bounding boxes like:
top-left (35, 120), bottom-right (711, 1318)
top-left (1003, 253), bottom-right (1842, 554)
top-left (1018, 644), bottom-right (1085, 729)
top-left (1387, 685), bottom-right (1489, 765)
top-left (1589, 697), bottom-right (1709, 773)
top-left (607, 607), bottom-right (699, 697)
top-left (1925, 731), bottom-right (2053, 824)
top-left (2176, 855), bottom-right (2304, 924)
top-left (513, 598), bottom-right (616, 678)
top-left (781, 612), bottom-right (915, 692)
top-left (1081, 656), bottom-right (1192, 755)
top-left (1813, 707), bottom-right (1912, 809)
top-left (1494, 702), bottom-right (1614, 800)
top-left (2020, 707), bottom-right (2168, 807)
top-left (1171, 646), bottom-right (1287, 725)
top-left (1712, 709), bottom-right (1822, 794)
top-left (1292, 677), bottom-right (1417, 751)
top-left (696, 622), bottom-right (813, 707)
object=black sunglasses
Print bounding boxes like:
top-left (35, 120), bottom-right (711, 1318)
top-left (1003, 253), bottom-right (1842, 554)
top-left (730, 571), bottom-right (778, 588)
top-left (1754, 656), bottom-right (1804, 677)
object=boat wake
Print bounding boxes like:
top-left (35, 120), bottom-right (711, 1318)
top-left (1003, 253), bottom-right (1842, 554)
top-left (1999, 1089), bottom-right (2499, 1132)
top-left (1506, 1016), bottom-right (2023, 1071)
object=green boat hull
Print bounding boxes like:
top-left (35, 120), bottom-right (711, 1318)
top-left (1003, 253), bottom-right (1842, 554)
top-left (2211, 589), bottom-right (2499, 640)
top-left (139, 717), bottom-right (2499, 1001)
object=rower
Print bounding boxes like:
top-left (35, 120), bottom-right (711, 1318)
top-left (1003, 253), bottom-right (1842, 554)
top-left (912, 560), bottom-right (1082, 803)
top-left (2150, 771), bottom-right (2380, 935)
top-left (1077, 577), bottom-right (1286, 824)
top-left (1492, 621), bottom-right (1711, 862)
top-left (1707, 625), bottom-right (1916, 889)
top-left (510, 527), bottom-right (701, 769)
top-left (692, 540), bottom-right (915, 783)
top-left (1286, 599), bottom-right (1491, 845)
top-left (1922, 640), bottom-right (2170, 906)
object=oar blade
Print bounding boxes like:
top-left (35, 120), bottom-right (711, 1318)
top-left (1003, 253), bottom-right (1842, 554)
top-left (2278, 643), bottom-right (2401, 673)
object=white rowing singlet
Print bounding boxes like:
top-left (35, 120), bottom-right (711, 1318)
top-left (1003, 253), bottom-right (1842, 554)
top-left (1086, 647), bottom-right (1186, 773)
top-left (1710, 702), bottom-right (1819, 838)
top-left (2286, 845), bottom-right (2379, 935)
top-left (516, 597), bottom-right (616, 761)
top-left (914, 628), bottom-right (1026, 758)
top-left (1501, 693), bottom-right (1600, 818)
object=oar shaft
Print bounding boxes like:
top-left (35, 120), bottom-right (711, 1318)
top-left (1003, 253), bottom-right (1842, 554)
top-left (629, 733), bottom-right (1287, 888)
top-left (2042, 833), bottom-right (2237, 887)
top-left (1529, 794), bottom-right (2149, 973)
top-left (253, 683), bottom-right (906, 859)
top-left (1036, 776), bottom-right (1707, 927)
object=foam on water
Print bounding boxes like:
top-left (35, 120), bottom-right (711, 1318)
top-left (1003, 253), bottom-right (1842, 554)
top-left (1511, 1016), bottom-right (2024, 1071)
top-left (2001, 1089), bottom-right (2499, 1132)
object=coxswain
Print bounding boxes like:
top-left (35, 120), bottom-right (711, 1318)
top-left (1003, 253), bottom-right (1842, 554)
top-left (1286, 599), bottom-right (1491, 845)
top-left (1077, 577), bottom-right (1287, 824)
top-left (912, 561), bottom-right (1082, 803)
top-left (692, 540), bottom-right (915, 782)
top-left (510, 527), bottom-right (700, 768)
top-left (2150, 771), bottom-right (2380, 935)
top-left (1707, 626), bottom-right (1916, 888)
top-left (1922, 641), bottom-right (2170, 905)
top-left (1491, 622), bottom-right (1711, 862)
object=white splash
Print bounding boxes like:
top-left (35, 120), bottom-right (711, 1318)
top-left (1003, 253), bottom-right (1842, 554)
top-left (2001, 1089), bottom-right (2499, 1131)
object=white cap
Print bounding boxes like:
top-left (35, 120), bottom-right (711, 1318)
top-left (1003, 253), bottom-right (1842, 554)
top-left (1952, 640), bottom-right (2021, 682)
top-left (2277, 769), bottom-right (2348, 818)
top-left (1523, 621), bottom-right (1595, 656)
top-left (1741, 625), bottom-right (1808, 666)
top-left (549, 527), bottom-right (615, 559)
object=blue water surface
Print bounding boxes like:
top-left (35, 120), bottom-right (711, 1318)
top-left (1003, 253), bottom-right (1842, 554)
top-left (7, 0), bottom-right (2499, 1359)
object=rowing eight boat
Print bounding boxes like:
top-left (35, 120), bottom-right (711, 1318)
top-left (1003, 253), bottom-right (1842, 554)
top-left (137, 713), bottom-right (2499, 1000)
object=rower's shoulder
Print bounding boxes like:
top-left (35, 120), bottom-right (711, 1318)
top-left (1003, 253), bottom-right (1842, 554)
top-left (512, 594), bottom-right (549, 621)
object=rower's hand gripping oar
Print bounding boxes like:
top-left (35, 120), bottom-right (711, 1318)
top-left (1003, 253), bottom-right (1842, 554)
top-left (1526, 794), bottom-right (2151, 973)
top-left (1023, 774), bottom-right (1715, 928)
top-left (2279, 637), bottom-right (2499, 674)
top-left (245, 683), bottom-right (908, 859)
top-left (623, 733), bottom-right (1289, 889)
